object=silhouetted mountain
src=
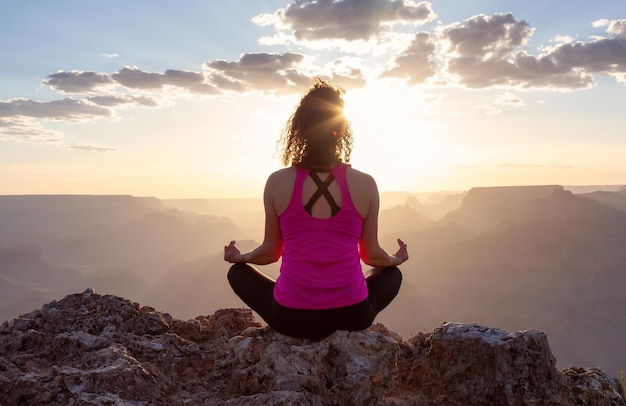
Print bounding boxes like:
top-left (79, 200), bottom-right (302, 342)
top-left (379, 204), bottom-right (433, 237)
top-left (0, 245), bottom-right (78, 288)
top-left (99, 211), bottom-right (232, 278)
top-left (580, 189), bottom-right (626, 214)
top-left (0, 195), bottom-right (243, 323)
top-left (440, 185), bottom-right (563, 234)
top-left (149, 239), bottom-right (280, 320)
top-left (39, 209), bottom-right (241, 281)
top-left (0, 244), bottom-right (151, 322)
top-left (149, 253), bottom-right (244, 319)
top-left (514, 188), bottom-right (622, 223)
top-left (0, 195), bottom-right (162, 241)
top-left (0, 276), bottom-right (54, 328)
top-left (564, 184), bottom-right (625, 194)
top-left (434, 190), bottom-right (626, 280)
top-left (408, 192), bottom-right (466, 220)
top-left (162, 198), bottom-right (264, 236)
top-left (395, 187), bottom-right (626, 376)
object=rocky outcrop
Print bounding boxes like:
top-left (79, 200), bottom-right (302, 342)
top-left (1, 289), bottom-right (624, 405)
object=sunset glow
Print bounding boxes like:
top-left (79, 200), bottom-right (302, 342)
top-left (1, 1), bottom-right (625, 198)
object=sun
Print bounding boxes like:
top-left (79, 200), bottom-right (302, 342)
top-left (343, 85), bottom-right (453, 192)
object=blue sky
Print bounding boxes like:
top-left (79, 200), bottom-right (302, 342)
top-left (1, 1), bottom-right (625, 198)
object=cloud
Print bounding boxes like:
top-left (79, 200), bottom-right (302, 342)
top-left (67, 144), bottom-right (118, 152)
top-left (0, 98), bottom-right (112, 120)
top-left (496, 163), bottom-right (544, 168)
top-left (5, 6), bottom-right (626, 151)
top-left (205, 52), bottom-right (368, 93)
top-left (445, 13), bottom-right (532, 58)
top-left (0, 117), bottom-right (117, 151)
top-left (548, 27), bottom-right (626, 82)
top-left (0, 98), bottom-right (112, 146)
top-left (254, 0), bottom-right (436, 42)
top-left (45, 71), bottom-right (114, 93)
top-left (422, 93), bottom-right (446, 104)
top-left (495, 92), bottom-right (525, 106)
top-left (595, 18), bottom-right (626, 38)
top-left (607, 19), bottom-right (626, 38)
top-left (380, 32), bottom-right (437, 84)
top-left (38, 53), bottom-right (366, 107)
top-left (439, 14), bottom-right (626, 89)
top-left (0, 117), bottom-right (118, 151)
top-left (458, 162), bottom-right (576, 170)
top-left (46, 68), bottom-right (221, 97)
top-left (0, 118), bottom-right (64, 144)
top-left (111, 67), bottom-right (220, 94)
top-left (87, 95), bottom-right (158, 108)
top-left (327, 71), bottom-right (367, 89)
top-left (205, 52), bottom-right (312, 93)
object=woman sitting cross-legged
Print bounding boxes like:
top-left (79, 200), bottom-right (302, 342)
top-left (224, 78), bottom-right (408, 339)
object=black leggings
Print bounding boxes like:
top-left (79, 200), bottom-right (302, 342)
top-left (227, 263), bottom-right (402, 339)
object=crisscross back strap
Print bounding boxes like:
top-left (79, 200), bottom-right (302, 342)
top-left (304, 169), bottom-right (341, 216)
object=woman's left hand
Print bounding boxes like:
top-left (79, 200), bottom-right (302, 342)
top-left (224, 240), bottom-right (243, 263)
top-left (393, 238), bottom-right (409, 265)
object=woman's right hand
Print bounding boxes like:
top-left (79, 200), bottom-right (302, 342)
top-left (224, 240), bottom-right (244, 263)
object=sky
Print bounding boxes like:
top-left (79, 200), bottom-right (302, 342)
top-left (1, 0), bottom-right (625, 199)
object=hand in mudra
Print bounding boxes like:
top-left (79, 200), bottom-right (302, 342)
top-left (224, 240), bottom-right (243, 263)
top-left (394, 238), bottom-right (409, 265)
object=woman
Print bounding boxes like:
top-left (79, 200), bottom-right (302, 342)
top-left (224, 78), bottom-right (408, 339)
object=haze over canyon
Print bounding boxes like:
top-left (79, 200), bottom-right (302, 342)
top-left (1, 184), bottom-right (625, 378)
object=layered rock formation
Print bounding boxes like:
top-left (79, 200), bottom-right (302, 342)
top-left (1, 290), bottom-right (624, 405)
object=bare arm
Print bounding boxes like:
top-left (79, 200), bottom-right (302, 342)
top-left (358, 175), bottom-right (408, 268)
top-left (224, 174), bottom-right (283, 264)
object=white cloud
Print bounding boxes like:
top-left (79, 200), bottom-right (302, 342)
top-left (4, 5), bottom-right (626, 151)
top-left (380, 32), bottom-right (437, 84)
top-left (0, 117), bottom-right (64, 144)
top-left (67, 144), bottom-right (118, 152)
top-left (606, 19), bottom-right (626, 38)
top-left (495, 92), bottom-right (525, 106)
top-left (86, 95), bottom-right (159, 108)
top-left (206, 52), bottom-right (314, 93)
top-left (436, 13), bottom-right (626, 90)
top-left (111, 67), bottom-right (220, 95)
top-left (423, 93), bottom-right (446, 104)
top-left (45, 71), bottom-right (114, 93)
top-left (0, 98), bottom-right (112, 121)
top-left (592, 19), bottom-right (610, 28)
top-left (254, 0), bottom-right (436, 44)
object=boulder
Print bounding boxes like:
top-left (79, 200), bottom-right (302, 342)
top-left (0, 289), bottom-right (623, 405)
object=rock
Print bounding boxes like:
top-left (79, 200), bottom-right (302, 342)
top-left (0, 289), bottom-right (624, 405)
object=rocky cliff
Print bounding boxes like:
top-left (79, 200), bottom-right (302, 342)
top-left (1, 290), bottom-right (624, 405)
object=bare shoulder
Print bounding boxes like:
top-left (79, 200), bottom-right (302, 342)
top-left (265, 166), bottom-right (296, 214)
top-left (267, 167), bottom-right (295, 184)
top-left (345, 166), bottom-right (377, 217)
top-left (346, 166), bottom-right (375, 185)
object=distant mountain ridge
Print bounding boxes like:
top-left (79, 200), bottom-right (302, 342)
top-left (439, 185), bottom-right (563, 234)
top-left (378, 184), bottom-right (626, 377)
top-left (0, 194), bottom-right (245, 327)
top-left (0, 195), bottom-right (163, 239)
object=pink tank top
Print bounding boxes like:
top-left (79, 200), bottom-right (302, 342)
top-left (274, 163), bottom-right (368, 309)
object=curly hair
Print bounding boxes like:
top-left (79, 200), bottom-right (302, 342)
top-left (277, 78), bottom-right (353, 167)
